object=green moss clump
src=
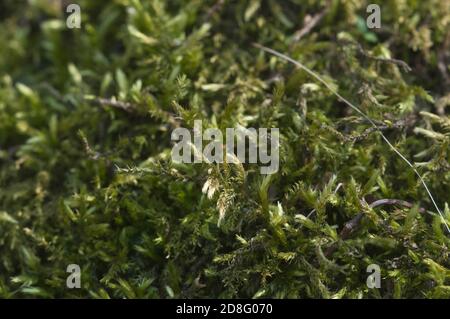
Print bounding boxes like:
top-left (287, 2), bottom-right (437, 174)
top-left (0, 0), bottom-right (449, 298)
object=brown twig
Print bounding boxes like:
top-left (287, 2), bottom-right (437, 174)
top-left (78, 131), bottom-right (102, 160)
top-left (90, 95), bottom-right (183, 131)
top-left (339, 40), bottom-right (412, 72)
top-left (324, 199), bottom-right (427, 257)
top-left (437, 33), bottom-right (450, 87)
top-left (91, 97), bottom-right (136, 113)
top-left (204, 0), bottom-right (225, 21)
top-left (291, 6), bottom-right (329, 44)
top-left (344, 117), bottom-right (414, 142)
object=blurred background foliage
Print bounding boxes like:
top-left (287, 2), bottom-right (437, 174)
top-left (0, 0), bottom-right (449, 298)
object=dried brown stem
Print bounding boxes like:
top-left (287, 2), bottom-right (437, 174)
top-left (339, 40), bottom-right (412, 72)
top-left (92, 97), bottom-right (136, 113)
top-left (324, 199), bottom-right (427, 257)
top-left (204, 0), bottom-right (225, 21)
top-left (346, 118), bottom-right (414, 142)
top-left (437, 33), bottom-right (450, 87)
top-left (291, 6), bottom-right (329, 43)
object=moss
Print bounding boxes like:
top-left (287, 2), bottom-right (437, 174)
top-left (0, 0), bottom-right (449, 298)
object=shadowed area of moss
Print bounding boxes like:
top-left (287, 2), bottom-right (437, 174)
top-left (0, 0), bottom-right (449, 298)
